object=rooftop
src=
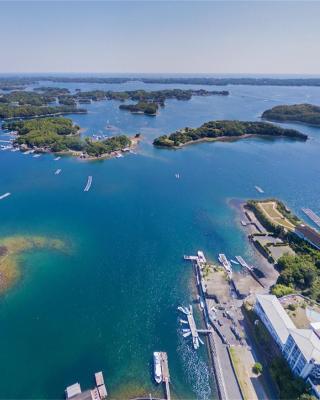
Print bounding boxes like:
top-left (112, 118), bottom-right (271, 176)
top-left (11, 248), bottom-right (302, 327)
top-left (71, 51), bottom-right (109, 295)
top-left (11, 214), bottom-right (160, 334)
top-left (295, 224), bottom-right (320, 249)
top-left (256, 294), bottom-right (295, 345)
top-left (289, 328), bottom-right (320, 363)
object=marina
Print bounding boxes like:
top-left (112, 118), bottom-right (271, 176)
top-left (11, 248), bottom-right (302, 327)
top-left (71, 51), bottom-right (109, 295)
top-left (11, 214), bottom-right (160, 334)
top-left (84, 176), bottom-right (93, 192)
top-left (302, 208), bottom-right (320, 228)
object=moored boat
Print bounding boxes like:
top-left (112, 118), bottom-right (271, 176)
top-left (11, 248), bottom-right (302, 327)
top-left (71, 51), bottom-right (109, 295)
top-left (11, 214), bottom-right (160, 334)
top-left (153, 352), bottom-right (162, 384)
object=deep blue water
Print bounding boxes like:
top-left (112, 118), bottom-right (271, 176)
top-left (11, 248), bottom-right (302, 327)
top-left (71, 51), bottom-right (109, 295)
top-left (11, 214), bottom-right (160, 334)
top-left (0, 80), bottom-right (320, 399)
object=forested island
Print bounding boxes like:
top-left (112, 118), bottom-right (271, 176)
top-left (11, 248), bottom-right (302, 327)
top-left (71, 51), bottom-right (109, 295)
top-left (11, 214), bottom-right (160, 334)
top-left (153, 120), bottom-right (308, 148)
top-left (74, 88), bottom-right (228, 104)
top-left (262, 103), bottom-right (320, 126)
top-left (0, 104), bottom-right (86, 119)
top-left (119, 101), bottom-right (158, 115)
top-left (3, 117), bottom-right (137, 159)
top-left (0, 88), bottom-right (227, 119)
top-left (4, 76), bottom-right (320, 87)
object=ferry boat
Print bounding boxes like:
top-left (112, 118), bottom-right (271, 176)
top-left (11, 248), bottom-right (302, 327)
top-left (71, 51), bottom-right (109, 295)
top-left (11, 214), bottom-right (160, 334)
top-left (218, 253), bottom-right (232, 275)
top-left (153, 352), bottom-right (162, 384)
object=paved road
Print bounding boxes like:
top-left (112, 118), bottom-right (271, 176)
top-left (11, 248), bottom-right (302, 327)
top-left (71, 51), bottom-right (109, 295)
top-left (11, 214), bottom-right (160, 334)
top-left (214, 334), bottom-right (243, 400)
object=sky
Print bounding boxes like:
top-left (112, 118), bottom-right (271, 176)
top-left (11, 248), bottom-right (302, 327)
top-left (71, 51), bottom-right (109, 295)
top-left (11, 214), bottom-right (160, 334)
top-left (0, 1), bottom-right (319, 74)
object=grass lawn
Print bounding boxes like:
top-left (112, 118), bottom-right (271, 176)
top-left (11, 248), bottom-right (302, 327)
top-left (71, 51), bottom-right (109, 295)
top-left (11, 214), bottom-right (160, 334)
top-left (258, 201), bottom-right (295, 231)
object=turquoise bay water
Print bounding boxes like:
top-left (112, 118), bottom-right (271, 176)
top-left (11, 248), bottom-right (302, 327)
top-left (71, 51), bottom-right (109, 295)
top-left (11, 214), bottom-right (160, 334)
top-left (0, 81), bottom-right (320, 399)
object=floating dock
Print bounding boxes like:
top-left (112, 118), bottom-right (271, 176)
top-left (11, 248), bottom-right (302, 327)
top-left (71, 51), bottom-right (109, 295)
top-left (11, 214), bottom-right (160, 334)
top-left (178, 304), bottom-right (210, 349)
top-left (235, 256), bottom-right (252, 271)
top-left (302, 208), bottom-right (320, 228)
top-left (84, 176), bottom-right (93, 192)
top-left (0, 192), bottom-right (11, 201)
top-left (95, 371), bottom-right (107, 399)
top-left (159, 352), bottom-right (171, 400)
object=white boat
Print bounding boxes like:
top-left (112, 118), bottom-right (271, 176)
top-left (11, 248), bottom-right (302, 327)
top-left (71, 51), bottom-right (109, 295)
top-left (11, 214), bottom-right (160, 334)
top-left (54, 156), bottom-right (61, 161)
top-left (0, 192), bottom-right (11, 200)
top-left (182, 331), bottom-right (192, 338)
top-left (153, 352), bottom-right (162, 384)
top-left (218, 253), bottom-right (232, 275)
top-left (55, 169), bottom-right (62, 175)
top-left (230, 259), bottom-right (239, 265)
top-left (84, 176), bottom-right (93, 192)
top-left (175, 173), bottom-right (180, 179)
top-left (255, 185), bottom-right (264, 193)
top-left (33, 154), bottom-right (41, 158)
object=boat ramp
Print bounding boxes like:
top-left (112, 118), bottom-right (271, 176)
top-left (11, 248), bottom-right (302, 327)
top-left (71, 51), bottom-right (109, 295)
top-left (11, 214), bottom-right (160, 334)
top-left (302, 208), bottom-right (320, 228)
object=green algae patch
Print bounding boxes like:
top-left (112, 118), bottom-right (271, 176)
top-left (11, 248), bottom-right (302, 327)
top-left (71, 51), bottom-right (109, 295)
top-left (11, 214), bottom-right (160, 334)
top-left (0, 236), bottom-right (67, 293)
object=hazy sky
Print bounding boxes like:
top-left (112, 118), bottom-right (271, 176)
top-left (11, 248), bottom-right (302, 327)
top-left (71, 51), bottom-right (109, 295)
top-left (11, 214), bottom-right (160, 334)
top-left (1, 1), bottom-right (319, 74)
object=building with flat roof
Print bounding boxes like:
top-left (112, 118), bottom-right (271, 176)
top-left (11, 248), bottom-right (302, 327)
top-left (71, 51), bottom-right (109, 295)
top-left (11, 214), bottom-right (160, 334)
top-left (255, 294), bottom-right (320, 399)
top-left (254, 294), bottom-right (295, 348)
top-left (295, 224), bottom-right (320, 250)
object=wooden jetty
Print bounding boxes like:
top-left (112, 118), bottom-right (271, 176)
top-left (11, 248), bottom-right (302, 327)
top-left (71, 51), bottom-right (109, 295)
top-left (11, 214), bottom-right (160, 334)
top-left (302, 208), bottom-right (320, 228)
top-left (159, 352), bottom-right (170, 400)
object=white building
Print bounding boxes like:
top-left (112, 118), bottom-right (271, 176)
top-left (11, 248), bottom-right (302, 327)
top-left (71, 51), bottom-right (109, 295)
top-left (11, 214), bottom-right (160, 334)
top-left (255, 294), bottom-right (320, 399)
top-left (254, 294), bottom-right (295, 348)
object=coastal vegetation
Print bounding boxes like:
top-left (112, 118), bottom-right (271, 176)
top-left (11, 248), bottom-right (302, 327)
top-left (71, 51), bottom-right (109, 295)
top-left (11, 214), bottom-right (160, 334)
top-left (0, 235), bottom-right (67, 293)
top-left (262, 104), bottom-right (320, 126)
top-left (246, 199), bottom-right (320, 301)
top-left (3, 117), bottom-right (134, 158)
top-left (153, 120), bottom-right (307, 148)
top-left (119, 101), bottom-right (158, 115)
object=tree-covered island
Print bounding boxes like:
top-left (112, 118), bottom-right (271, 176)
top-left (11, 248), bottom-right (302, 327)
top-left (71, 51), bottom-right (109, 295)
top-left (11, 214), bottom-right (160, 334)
top-left (0, 90), bottom-right (86, 119)
top-left (0, 88), bottom-right (227, 119)
top-left (262, 103), bottom-right (320, 126)
top-left (153, 120), bottom-right (308, 148)
top-left (3, 117), bottom-right (138, 159)
top-left (119, 101), bottom-right (158, 115)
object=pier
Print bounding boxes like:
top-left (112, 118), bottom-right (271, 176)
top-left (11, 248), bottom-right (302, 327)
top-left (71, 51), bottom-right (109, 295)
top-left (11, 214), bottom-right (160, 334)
top-left (65, 371), bottom-right (107, 400)
top-left (178, 304), bottom-right (210, 349)
top-left (84, 176), bottom-right (93, 192)
top-left (159, 352), bottom-right (170, 400)
top-left (302, 208), bottom-right (320, 228)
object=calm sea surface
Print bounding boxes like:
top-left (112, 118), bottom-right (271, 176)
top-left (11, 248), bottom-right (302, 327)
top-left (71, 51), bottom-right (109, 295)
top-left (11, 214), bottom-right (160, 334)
top-left (0, 80), bottom-right (320, 399)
